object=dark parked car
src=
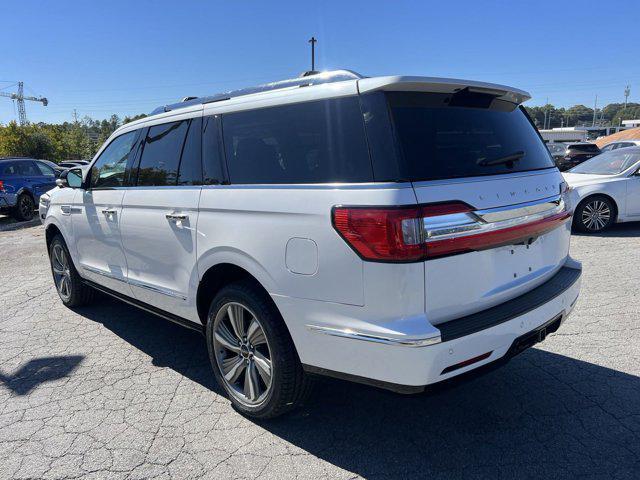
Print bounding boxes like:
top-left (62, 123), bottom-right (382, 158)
top-left (0, 158), bottom-right (59, 221)
top-left (555, 142), bottom-right (600, 171)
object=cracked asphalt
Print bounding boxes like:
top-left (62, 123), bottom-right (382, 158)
top-left (0, 216), bottom-right (639, 479)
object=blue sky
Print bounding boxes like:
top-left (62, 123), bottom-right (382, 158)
top-left (2, 0), bottom-right (639, 124)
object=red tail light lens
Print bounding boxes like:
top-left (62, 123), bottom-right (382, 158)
top-left (0, 180), bottom-right (4, 192)
top-left (333, 195), bottom-right (571, 263)
top-left (332, 206), bottom-right (425, 262)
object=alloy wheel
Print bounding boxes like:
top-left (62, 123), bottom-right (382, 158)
top-left (51, 244), bottom-right (72, 301)
top-left (19, 196), bottom-right (34, 220)
top-left (581, 200), bottom-right (611, 231)
top-left (212, 302), bottom-right (273, 406)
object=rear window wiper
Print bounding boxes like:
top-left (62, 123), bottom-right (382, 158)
top-left (477, 151), bottom-right (525, 167)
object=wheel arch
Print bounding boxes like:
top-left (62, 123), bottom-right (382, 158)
top-left (196, 261), bottom-right (279, 327)
top-left (576, 192), bottom-right (619, 221)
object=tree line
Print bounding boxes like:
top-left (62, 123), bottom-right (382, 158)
top-left (0, 114), bottom-right (146, 162)
top-left (524, 102), bottom-right (640, 129)
top-left (1, 100), bottom-right (639, 161)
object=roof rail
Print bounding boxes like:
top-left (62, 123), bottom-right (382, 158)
top-left (150, 69), bottom-right (364, 115)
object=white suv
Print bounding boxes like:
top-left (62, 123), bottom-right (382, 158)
top-left (41, 71), bottom-right (582, 418)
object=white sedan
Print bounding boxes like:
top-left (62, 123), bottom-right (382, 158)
top-left (563, 147), bottom-right (640, 232)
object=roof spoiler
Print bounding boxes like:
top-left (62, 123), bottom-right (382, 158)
top-left (357, 76), bottom-right (531, 105)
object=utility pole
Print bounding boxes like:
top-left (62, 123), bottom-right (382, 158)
top-left (621, 85), bottom-right (631, 126)
top-left (543, 97), bottom-right (549, 129)
top-left (308, 36), bottom-right (317, 72)
top-left (592, 95), bottom-right (598, 127)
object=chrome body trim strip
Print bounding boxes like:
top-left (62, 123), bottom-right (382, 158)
top-left (127, 277), bottom-right (188, 301)
top-left (424, 194), bottom-right (567, 242)
top-left (306, 325), bottom-right (442, 347)
top-left (81, 264), bottom-right (124, 281)
top-left (81, 265), bottom-right (187, 301)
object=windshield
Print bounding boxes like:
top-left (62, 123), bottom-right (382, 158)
top-left (569, 149), bottom-right (640, 175)
top-left (387, 92), bottom-right (555, 181)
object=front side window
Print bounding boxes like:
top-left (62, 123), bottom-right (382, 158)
top-left (222, 97), bottom-right (372, 184)
top-left (387, 92), bottom-right (556, 181)
top-left (136, 120), bottom-right (190, 186)
top-left (91, 131), bottom-right (138, 188)
top-left (35, 162), bottom-right (55, 176)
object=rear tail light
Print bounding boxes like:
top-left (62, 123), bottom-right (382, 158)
top-left (0, 180), bottom-right (4, 192)
top-left (332, 186), bottom-right (572, 262)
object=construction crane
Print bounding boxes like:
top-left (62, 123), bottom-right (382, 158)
top-left (0, 82), bottom-right (48, 125)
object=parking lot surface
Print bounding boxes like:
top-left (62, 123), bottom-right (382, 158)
top-left (0, 218), bottom-right (639, 480)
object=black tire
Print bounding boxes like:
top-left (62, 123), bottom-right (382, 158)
top-left (13, 193), bottom-right (35, 221)
top-left (573, 195), bottom-right (616, 233)
top-left (48, 234), bottom-right (96, 307)
top-left (206, 280), bottom-right (313, 418)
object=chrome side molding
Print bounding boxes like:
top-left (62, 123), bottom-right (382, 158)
top-left (306, 325), bottom-right (442, 347)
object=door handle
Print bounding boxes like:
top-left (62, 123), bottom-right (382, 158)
top-left (102, 208), bottom-right (117, 217)
top-left (165, 213), bottom-right (188, 221)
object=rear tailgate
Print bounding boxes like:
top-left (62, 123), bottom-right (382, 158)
top-left (380, 87), bottom-right (572, 325)
top-left (413, 170), bottom-right (571, 324)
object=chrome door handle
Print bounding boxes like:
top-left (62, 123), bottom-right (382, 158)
top-left (166, 213), bottom-right (188, 221)
top-left (102, 208), bottom-right (117, 216)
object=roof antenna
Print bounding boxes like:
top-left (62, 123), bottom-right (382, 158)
top-left (302, 37), bottom-right (319, 77)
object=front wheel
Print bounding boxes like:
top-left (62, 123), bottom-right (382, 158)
top-left (206, 280), bottom-right (313, 418)
top-left (574, 196), bottom-right (615, 233)
top-left (49, 235), bottom-right (96, 307)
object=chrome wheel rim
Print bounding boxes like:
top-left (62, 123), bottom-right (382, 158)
top-left (51, 244), bottom-right (72, 301)
top-left (582, 200), bottom-right (611, 231)
top-left (212, 302), bottom-right (273, 406)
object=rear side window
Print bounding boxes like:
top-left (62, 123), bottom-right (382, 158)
top-left (387, 92), bottom-right (555, 181)
top-left (137, 121), bottom-right (190, 186)
top-left (222, 97), bottom-right (372, 184)
top-left (1, 162), bottom-right (19, 176)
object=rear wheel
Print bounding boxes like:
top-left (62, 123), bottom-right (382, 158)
top-left (49, 235), bottom-right (96, 307)
top-left (206, 280), bottom-right (313, 418)
top-left (574, 196), bottom-right (615, 233)
top-left (13, 193), bottom-right (35, 221)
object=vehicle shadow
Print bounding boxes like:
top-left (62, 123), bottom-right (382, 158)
top-left (0, 215), bottom-right (41, 232)
top-left (572, 221), bottom-right (640, 238)
top-left (0, 355), bottom-right (84, 395)
top-left (74, 296), bottom-right (639, 479)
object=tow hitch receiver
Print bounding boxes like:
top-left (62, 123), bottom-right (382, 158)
top-left (507, 314), bottom-right (562, 358)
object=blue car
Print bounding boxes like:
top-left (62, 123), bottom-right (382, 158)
top-left (0, 158), bottom-right (61, 221)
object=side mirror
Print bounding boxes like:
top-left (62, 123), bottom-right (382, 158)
top-left (56, 168), bottom-right (83, 188)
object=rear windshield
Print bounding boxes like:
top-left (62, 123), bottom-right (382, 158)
top-left (570, 149), bottom-right (640, 175)
top-left (387, 92), bottom-right (555, 181)
top-left (568, 143), bottom-right (599, 152)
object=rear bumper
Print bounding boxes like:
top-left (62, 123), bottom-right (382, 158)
top-left (279, 257), bottom-right (581, 390)
top-left (0, 193), bottom-right (17, 209)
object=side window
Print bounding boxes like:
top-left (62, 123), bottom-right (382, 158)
top-left (177, 118), bottom-right (203, 186)
top-left (202, 115), bottom-right (224, 185)
top-left (91, 131), bottom-right (138, 188)
top-left (1, 162), bottom-right (19, 176)
top-left (136, 120), bottom-right (189, 186)
top-left (18, 161), bottom-right (41, 176)
top-left (221, 97), bottom-right (373, 184)
top-left (35, 162), bottom-right (55, 176)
